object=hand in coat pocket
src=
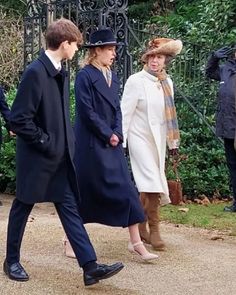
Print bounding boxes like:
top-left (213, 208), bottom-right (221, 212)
top-left (36, 132), bottom-right (57, 157)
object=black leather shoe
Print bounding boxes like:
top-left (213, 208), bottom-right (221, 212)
top-left (223, 205), bottom-right (236, 212)
top-left (3, 260), bottom-right (29, 281)
top-left (83, 262), bottom-right (124, 286)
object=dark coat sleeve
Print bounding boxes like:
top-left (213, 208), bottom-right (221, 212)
top-left (205, 53), bottom-right (221, 81)
top-left (75, 70), bottom-right (114, 143)
top-left (10, 68), bottom-right (51, 151)
top-left (113, 102), bottom-right (123, 142)
top-left (0, 87), bottom-right (11, 131)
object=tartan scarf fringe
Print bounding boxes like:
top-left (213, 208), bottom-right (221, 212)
top-left (144, 66), bottom-right (180, 149)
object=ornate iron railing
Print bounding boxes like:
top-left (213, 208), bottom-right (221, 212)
top-left (24, 0), bottom-right (131, 88)
top-left (24, 0), bottom-right (218, 135)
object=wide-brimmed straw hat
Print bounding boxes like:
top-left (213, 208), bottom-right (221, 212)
top-left (84, 28), bottom-right (121, 48)
top-left (141, 37), bottom-right (183, 62)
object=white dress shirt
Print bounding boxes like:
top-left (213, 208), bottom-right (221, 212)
top-left (45, 50), bottom-right (62, 71)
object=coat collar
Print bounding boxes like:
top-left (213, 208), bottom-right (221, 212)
top-left (38, 50), bottom-right (66, 77)
top-left (83, 64), bottom-right (119, 109)
top-left (141, 69), bottom-right (159, 82)
top-left (225, 59), bottom-right (236, 73)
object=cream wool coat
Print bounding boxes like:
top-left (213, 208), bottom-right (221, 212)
top-left (121, 69), bottom-right (172, 205)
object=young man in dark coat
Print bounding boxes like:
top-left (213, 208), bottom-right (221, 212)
top-left (206, 45), bottom-right (236, 212)
top-left (3, 18), bottom-right (123, 286)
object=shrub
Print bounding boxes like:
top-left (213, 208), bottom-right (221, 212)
top-left (0, 10), bottom-right (24, 89)
top-left (172, 98), bottom-right (230, 198)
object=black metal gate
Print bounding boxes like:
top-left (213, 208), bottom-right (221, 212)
top-left (24, 1), bottom-right (218, 134)
top-left (24, 0), bottom-right (132, 88)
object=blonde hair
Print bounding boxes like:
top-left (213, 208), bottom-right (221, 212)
top-left (80, 48), bottom-right (98, 68)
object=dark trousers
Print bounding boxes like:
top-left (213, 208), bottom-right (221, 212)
top-left (6, 181), bottom-right (97, 267)
top-left (224, 138), bottom-right (236, 205)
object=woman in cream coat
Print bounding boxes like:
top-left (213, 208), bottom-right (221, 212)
top-left (121, 37), bottom-right (182, 250)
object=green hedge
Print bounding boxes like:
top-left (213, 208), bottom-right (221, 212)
top-left (170, 98), bottom-right (230, 198)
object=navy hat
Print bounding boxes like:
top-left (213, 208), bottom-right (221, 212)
top-left (84, 28), bottom-right (120, 48)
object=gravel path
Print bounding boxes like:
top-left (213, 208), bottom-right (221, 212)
top-left (0, 194), bottom-right (236, 295)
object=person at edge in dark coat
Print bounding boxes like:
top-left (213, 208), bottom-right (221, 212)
top-left (0, 87), bottom-right (11, 148)
top-left (69, 28), bottom-right (158, 261)
top-left (206, 44), bottom-right (236, 212)
top-left (3, 18), bottom-right (124, 286)
top-left (0, 87), bottom-right (14, 206)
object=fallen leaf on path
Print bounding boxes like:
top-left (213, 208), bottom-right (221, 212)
top-left (185, 200), bottom-right (193, 204)
top-left (178, 207), bottom-right (189, 213)
top-left (202, 197), bottom-right (211, 205)
top-left (179, 201), bottom-right (186, 205)
top-left (210, 235), bottom-right (224, 241)
top-left (27, 215), bottom-right (35, 222)
top-left (194, 198), bottom-right (202, 204)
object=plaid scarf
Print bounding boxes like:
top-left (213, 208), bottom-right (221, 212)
top-left (144, 66), bottom-right (180, 149)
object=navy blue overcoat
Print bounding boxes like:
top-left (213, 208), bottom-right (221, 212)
top-left (206, 56), bottom-right (236, 138)
top-left (10, 52), bottom-right (79, 204)
top-left (0, 87), bottom-right (10, 145)
top-left (74, 64), bottom-right (144, 227)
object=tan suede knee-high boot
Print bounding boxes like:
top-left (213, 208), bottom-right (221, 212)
top-left (147, 193), bottom-right (165, 250)
top-left (138, 193), bottom-right (151, 244)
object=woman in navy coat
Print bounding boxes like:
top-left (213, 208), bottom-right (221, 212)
top-left (74, 28), bottom-right (158, 261)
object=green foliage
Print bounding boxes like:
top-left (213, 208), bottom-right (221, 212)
top-left (173, 101), bottom-right (230, 197)
top-left (0, 11), bottom-right (23, 89)
top-left (150, 0), bottom-right (236, 46)
top-left (0, 0), bottom-right (26, 15)
top-left (128, 0), bottom-right (155, 20)
top-left (70, 83), bottom-right (76, 124)
top-left (164, 94), bottom-right (230, 198)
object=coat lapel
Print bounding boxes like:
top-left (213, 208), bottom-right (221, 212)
top-left (84, 65), bottom-right (119, 109)
top-left (38, 51), bottom-right (59, 77)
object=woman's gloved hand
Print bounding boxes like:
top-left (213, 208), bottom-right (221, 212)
top-left (213, 46), bottom-right (232, 59)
